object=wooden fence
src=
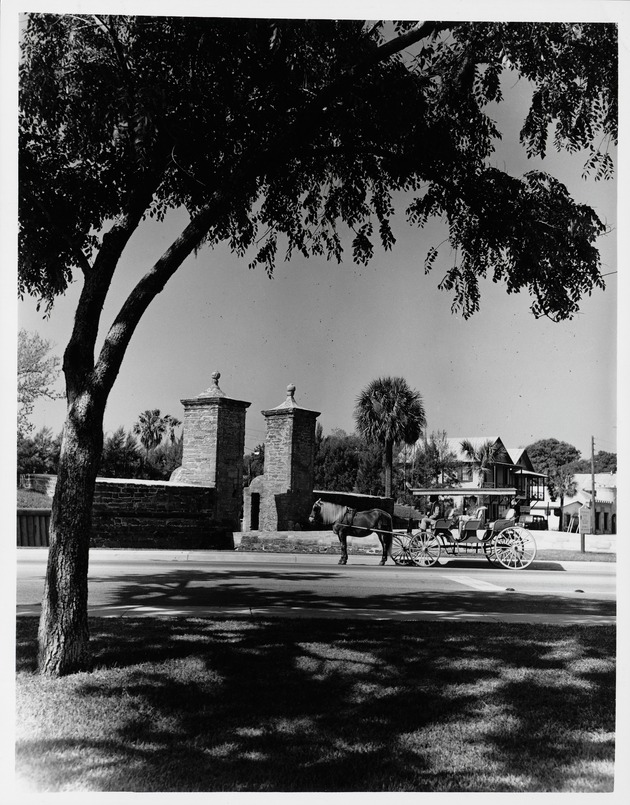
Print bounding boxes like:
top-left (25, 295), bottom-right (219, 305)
top-left (17, 508), bottom-right (51, 547)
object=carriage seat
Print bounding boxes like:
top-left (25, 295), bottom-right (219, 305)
top-left (431, 518), bottom-right (458, 540)
top-left (483, 517), bottom-right (516, 539)
top-left (458, 518), bottom-right (483, 541)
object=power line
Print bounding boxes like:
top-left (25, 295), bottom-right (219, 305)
top-left (591, 436), bottom-right (617, 449)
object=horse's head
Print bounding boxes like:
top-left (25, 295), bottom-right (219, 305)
top-left (309, 499), bottom-right (323, 524)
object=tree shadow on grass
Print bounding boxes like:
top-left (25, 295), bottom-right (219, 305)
top-left (16, 617), bottom-right (616, 793)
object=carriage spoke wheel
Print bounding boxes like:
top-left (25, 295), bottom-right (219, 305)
top-left (492, 526), bottom-right (537, 569)
top-left (409, 532), bottom-right (441, 567)
top-left (391, 534), bottom-right (415, 566)
top-left (482, 538), bottom-right (499, 565)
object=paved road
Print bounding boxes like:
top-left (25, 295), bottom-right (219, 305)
top-left (17, 549), bottom-right (616, 624)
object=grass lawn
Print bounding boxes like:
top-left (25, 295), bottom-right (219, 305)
top-left (534, 549), bottom-right (615, 562)
top-left (16, 489), bottom-right (53, 508)
top-left (16, 617), bottom-right (615, 793)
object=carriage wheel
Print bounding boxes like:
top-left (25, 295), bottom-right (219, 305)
top-left (409, 532), bottom-right (441, 567)
top-left (492, 526), bottom-right (537, 569)
top-left (391, 534), bottom-right (415, 565)
top-left (482, 539), bottom-right (499, 565)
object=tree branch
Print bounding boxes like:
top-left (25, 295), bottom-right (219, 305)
top-left (63, 163), bottom-right (167, 401)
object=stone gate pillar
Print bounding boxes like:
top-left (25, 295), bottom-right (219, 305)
top-left (177, 372), bottom-right (250, 529)
top-left (260, 384), bottom-right (320, 531)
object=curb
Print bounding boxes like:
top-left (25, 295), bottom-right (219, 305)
top-left (15, 603), bottom-right (616, 625)
top-left (16, 547), bottom-right (615, 572)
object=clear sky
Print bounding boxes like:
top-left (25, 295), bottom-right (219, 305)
top-left (8, 0), bottom-right (623, 463)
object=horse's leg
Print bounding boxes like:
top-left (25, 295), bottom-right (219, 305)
top-left (377, 531), bottom-right (389, 565)
top-left (382, 531), bottom-right (394, 565)
top-left (337, 530), bottom-right (348, 564)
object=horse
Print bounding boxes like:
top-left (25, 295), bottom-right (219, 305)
top-left (308, 499), bottom-right (394, 565)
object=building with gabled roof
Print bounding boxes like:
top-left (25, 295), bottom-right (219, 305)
top-left (441, 436), bottom-right (545, 499)
top-left (409, 435), bottom-right (547, 522)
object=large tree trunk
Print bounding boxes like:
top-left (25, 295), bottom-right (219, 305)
top-left (37, 392), bottom-right (104, 676)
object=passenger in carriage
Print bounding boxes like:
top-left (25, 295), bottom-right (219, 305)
top-left (419, 495), bottom-right (443, 531)
top-left (444, 498), bottom-right (462, 526)
top-left (443, 498), bottom-right (462, 542)
top-left (457, 495), bottom-right (479, 535)
top-left (505, 494), bottom-right (521, 521)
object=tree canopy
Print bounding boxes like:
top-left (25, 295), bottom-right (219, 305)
top-left (525, 438), bottom-right (582, 474)
top-left (133, 409), bottom-right (181, 455)
top-left (570, 451), bottom-right (617, 474)
top-left (354, 376), bottom-right (426, 497)
top-left (314, 429), bottom-right (388, 496)
top-left (412, 430), bottom-right (460, 488)
top-left (20, 17), bottom-right (616, 328)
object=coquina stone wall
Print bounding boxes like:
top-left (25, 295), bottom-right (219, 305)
top-left (20, 474), bottom-right (228, 549)
top-left (89, 479), bottom-right (227, 549)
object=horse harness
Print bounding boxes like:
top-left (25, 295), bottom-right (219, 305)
top-left (333, 506), bottom-right (359, 535)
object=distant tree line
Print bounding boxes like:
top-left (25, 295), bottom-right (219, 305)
top-left (308, 431), bottom-right (617, 512)
top-left (310, 426), bottom-right (463, 506)
top-left (18, 410), bottom-right (183, 484)
top-left (524, 438), bottom-right (617, 475)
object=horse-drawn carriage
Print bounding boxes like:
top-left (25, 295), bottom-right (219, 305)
top-left (389, 516), bottom-right (537, 569)
top-left (309, 488), bottom-right (537, 570)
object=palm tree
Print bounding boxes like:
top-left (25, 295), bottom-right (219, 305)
top-left (133, 409), bottom-right (166, 458)
top-left (354, 376), bottom-right (426, 498)
top-left (162, 414), bottom-right (182, 444)
top-left (547, 466), bottom-right (578, 531)
top-left (459, 438), bottom-right (500, 487)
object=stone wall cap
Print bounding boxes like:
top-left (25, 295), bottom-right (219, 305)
top-left (263, 383), bottom-right (320, 416)
top-left (95, 477), bottom-right (209, 488)
top-left (181, 372), bottom-right (250, 407)
top-left (197, 371), bottom-right (227, 398)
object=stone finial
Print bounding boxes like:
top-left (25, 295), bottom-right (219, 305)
top-left (198, 371), bottom-right (226, 398)
top-left (272, 383), bottom-right (300, 409)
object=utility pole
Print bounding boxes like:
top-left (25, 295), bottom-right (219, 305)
top-left (590, 435), bottom-right (596, 541)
